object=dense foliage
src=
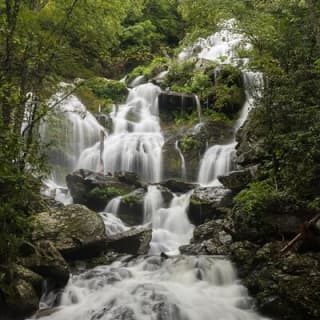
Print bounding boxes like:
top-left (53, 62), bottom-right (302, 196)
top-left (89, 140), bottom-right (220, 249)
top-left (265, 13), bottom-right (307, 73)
top-left (1, 0), bottom-right (320, 266)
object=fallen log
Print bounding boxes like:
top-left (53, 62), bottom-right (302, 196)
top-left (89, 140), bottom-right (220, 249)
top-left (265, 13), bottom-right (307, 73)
top-left (280, 213), bottom-right (320, 254)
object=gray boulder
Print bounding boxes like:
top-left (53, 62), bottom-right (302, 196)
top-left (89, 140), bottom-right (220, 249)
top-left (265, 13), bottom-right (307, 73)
top-left (107, 227), bottom-right (152, 255)
top-left (66, 169), bottom-right (141, 211)
top-left (188, 186), bottom-right (232, 225)
top-left (33, 204), bottom-right (107, 260)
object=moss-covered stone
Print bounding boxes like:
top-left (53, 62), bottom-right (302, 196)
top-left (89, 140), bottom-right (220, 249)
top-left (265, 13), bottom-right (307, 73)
top-left (75, 77), bottom-right (128, 113)
top-left (117, 188), bottom-right (146, 226)
top-left (32, 204), bottom-right (107, 260)
top-left (188, 186), bottom-right (232, 225)
top-left (66, 170), bottom-right (141, 212)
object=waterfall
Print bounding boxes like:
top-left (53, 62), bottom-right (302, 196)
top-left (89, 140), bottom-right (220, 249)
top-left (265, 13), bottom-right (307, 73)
top-left (77, 83), bottom-right (164, 183)
top-left (105, 196), bottom-right (122, 216)
top-left (175, 140), bottom-right (187, 180)
top-left (35, 255), bottom-right (269, 320)
top-left (198, 143), bottom-right (237, 185)
top-left (195, 95), bottom-right (202, 123)
top-left (149, 192), bottom-right (194, 256)
top-left (143, 185), bottom-right (164, 224)
top-left (34, 21), bottom-right (268, 320)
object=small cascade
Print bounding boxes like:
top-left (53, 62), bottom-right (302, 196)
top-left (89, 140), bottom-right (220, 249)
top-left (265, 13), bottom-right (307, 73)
top-left (149, 192), bottom-right (194, 255)
top-left (40, 90), bottom-right (105, 202)
top-left (99, 212), bottom-right (129, 236)
top-left (129, 75), bottom-right (146, 87)
top-left (195, 95), bottom-right (202, 123)
top-left (198, 143), bottom-right (236, 185)
top-left (179, 20), bottom-right (247, 64)
top-left (105, 196), bottom-right (122, 216)
top-left (175, 140), bottom-right (187, 181)
top-left (35, 255), bottom-right (268, 320)
top-left (77, 83), bottom-right (164, 183)
top-left (143, 185), bottom-right (164, 223)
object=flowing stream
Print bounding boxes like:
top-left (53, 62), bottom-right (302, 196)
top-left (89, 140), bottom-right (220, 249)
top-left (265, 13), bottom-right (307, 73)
top-left (35, 21), bottom-right (267, 320)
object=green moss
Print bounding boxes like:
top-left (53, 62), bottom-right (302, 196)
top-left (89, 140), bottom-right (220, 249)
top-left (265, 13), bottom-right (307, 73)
top-left (75, 77), bottom-right (128, 113)
top-left (163, 60), bottom-right (196, 90)
top-left (75, 86), bottom-right (109, 113)
top-left (88, 186), bottom-right (127, 202)
top-left (126, 57), bottom-right (169, 84)
top-left (180, 135), bottom-right (202, 153)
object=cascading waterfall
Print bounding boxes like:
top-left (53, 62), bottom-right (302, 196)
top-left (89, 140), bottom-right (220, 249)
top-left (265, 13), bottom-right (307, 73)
top-left (34, 21), bottom-right (268, 320)
top-left (36, 255), bottom-right (269, 320)
top-left (175, 141), bottom-right (187, 181)
top-left (40, 90), bottom-right (105, 202)
top-left (77, 83), bottom-right (164, 183)
top-left (198, 143), bottom-right (237, 185)
top-left (181, 19), bottom-right (264, 186)
top-left (197, 71), bottom-right (263, 185)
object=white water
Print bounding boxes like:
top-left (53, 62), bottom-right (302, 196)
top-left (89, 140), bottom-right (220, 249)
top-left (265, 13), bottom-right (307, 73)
top-left (34, 255), bottom-right (268, 320)
top-left (180, 20), bottom-right (263, 186)
top-left (105, 196), bottom-right (122, 216)
top-left (143, 185), bottom-right (165, 224)
top-left (175, 141), bottom-right (187, 181)
top-left (34, 21), bottom-right (268, 320)
top-left (198, 143), bottom-right (237, 185)
top-left (77, 83), bottom-right (164, 182)
top-left (40, 90), bottom-right (105, 201)
top-left (148, 191), bottom-right (194, 256)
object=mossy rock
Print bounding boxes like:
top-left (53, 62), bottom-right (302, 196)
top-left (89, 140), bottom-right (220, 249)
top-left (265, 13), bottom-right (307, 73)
top-left (32, 204), bottom-right (107, 260)
top-left (117, 188), bottom-right (146, 226)
top-left (66, 170), bottom-right (141, 212)
top-left (75, 77), bottom-right (128, 113)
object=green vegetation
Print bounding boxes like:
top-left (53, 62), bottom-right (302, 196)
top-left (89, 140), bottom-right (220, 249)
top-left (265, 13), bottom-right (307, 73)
top-left (88, 186), bottom-right (127, 203)
top-left (126, 57), bottom-right (169, 84)
top-left (76, 78), bottom-right (128, 112)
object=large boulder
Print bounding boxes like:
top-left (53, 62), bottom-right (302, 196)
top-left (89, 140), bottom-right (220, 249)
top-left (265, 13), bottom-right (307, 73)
top-left (235, 111), bottom-right (265, 166)
top-left (218, 166), bottom-right (258, 191)
top-left (188, 186), bottom-right (232, 225)
top-left (20, 241), bottom-right (69, 286)
top-left (158, 91), bottom-right (197, 121)
top-left (0, 265), bottom-right (44, 319)
top-left (117, 188), bottom-right (146, 226)
top-left (180, 218), bottom-right (233, 255)
top-left (160, 179), bottom-right (196, 194)
top-left (66, 169), bottom-right (142, 211)
top-left (33, 204), bottom-right (107, 260)
top-left (106, 227), bottom-right (152, 255)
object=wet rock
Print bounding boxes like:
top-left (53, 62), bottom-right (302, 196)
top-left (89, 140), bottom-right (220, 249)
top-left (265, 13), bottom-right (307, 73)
top-left (218, 166), bottom-right (258, 191)
top-left (107, 227), bottom-right (152, 255)
top-left (4, 279), bottom-right (39, 317)
top-left (20, 241), bottom-right (69, 286)
top-left (160, 179), bottom-right (197, 194)
top-left (243, 248), bottom-right (320, 320)
top-left (232, 207), bottom-right (304, 244)
top-left (158, 91), bottom-right (197, 121)
top-left (66, 169), bottom-right (141, 211)
top-left (117, 188), bottom-right (146, 226)
top-left (188, 186), bottom-right (232, 225)
top-left (235, 111), bottom-right (265, 166)
top-left (33, 204), bottom-right (107, 260)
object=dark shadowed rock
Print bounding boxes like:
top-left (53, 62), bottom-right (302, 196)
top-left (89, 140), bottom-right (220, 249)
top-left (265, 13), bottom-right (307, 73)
top-left (160, 179), bottom-right (197, 193)
top-left (66, 169), bottom-right (142, 211)
top-left (33, 204), bottom-right (107, 260)
top-left (218, 166), bottom-right (258, 191)
top-left (117, 188), bottom-right (146, 226)
top-left (20, 241), bottom-right (69, 286)
top-left (158, 91), bottom-right (197, 121)
top-left (188, 186), bottom-right (232, 225)
top-left (107, 227), bottom-right (152, 255)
